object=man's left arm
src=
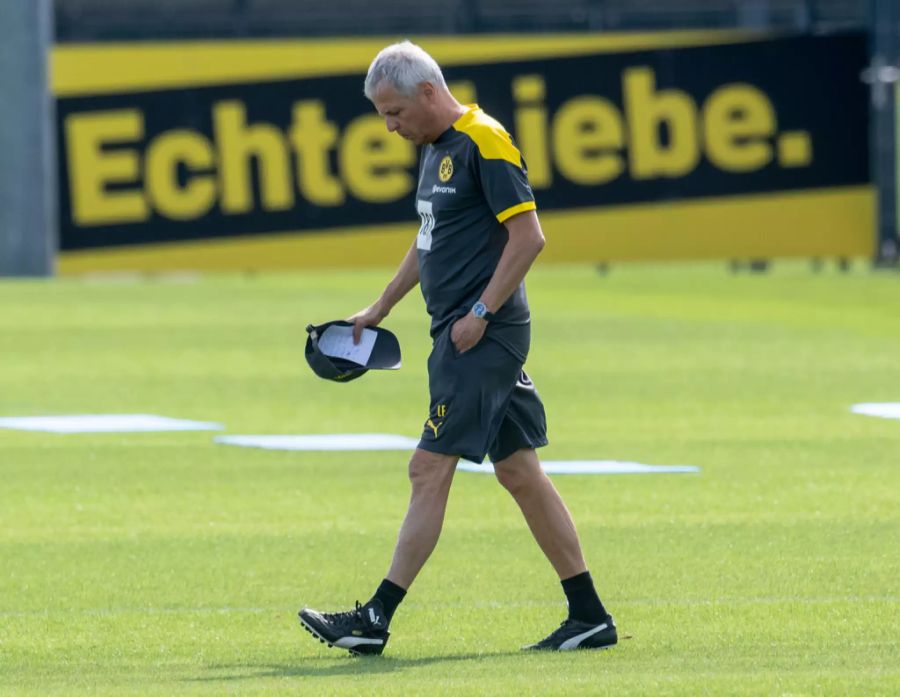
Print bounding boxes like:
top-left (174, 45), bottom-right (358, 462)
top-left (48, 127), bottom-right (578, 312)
top-left (451, 210), bottom-right (545, 353)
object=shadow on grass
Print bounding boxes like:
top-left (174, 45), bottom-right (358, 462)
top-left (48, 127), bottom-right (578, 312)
top-left (191, 651), bottom-right (527, 681)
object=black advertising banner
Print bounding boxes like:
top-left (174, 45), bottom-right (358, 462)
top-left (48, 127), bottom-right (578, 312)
top-left (56, 33), bottom-right (868, 252)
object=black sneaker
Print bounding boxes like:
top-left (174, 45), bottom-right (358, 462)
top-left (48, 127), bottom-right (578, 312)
top-left (298, 600), bottom-right (390, 656)
top-left (524, 615), bottom-right (617, 651)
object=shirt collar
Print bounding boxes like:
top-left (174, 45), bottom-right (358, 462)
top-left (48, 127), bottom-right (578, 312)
top-left (434, 104), bottom-right (480, 144)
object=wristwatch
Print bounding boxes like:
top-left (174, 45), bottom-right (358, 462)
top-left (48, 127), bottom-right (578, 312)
top-left (471, 301), bottom-right (495, 321)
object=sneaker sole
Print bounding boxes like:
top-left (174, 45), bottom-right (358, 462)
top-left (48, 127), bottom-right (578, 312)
top-left (524, 643), bottom-right (616, 652)
top-left (524, 642), bottom-right (616, 652)
top-left (297, 613), bottom-right (384, 656)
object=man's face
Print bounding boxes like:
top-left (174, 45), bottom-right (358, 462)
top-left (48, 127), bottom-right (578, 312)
top-left (371, 81), bottom-right (437, 146)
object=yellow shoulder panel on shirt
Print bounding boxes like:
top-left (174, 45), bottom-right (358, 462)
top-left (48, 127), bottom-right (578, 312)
top-left (453, 105), bottom-right (522, 167)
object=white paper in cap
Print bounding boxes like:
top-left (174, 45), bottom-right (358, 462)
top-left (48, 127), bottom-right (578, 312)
top-left (316, 325), bottom-right (377, 366)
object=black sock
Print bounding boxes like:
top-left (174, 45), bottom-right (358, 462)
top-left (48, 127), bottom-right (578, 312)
top-left (370, 578), bottom-right (407, 625)
top-left (561, 571), bottom-right (607, 624)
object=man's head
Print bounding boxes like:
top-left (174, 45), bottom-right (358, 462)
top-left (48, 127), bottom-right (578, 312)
top-left (364, 41), bottom-right (460, 145)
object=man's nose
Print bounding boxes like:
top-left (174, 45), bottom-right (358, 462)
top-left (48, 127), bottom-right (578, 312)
top-left (385, 117), bottom-right (398, 132)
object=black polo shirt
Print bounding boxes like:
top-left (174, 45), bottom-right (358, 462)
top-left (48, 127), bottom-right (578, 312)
top-left (415, 104), bottom-right (538, 362)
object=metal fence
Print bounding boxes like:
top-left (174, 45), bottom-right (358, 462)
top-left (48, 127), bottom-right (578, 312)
top-left (869, 0), bottom-right (900, 264)
top-left (54, 0), bottom-right (867, 41)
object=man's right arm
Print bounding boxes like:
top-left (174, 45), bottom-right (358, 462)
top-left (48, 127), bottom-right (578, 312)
top-left (349, 239), bottom-right (420, 343)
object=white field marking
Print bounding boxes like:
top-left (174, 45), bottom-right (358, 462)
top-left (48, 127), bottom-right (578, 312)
top-left (214, 434), bottom-right (420, 451)
top-left (457, 460), bottom-right (700, 475)
top-left (850, 402), bottom-right (900, 420)
top-left (3, 596), bottom-right (895, 618)
top-left (0, 414), bottom-right (223, 434)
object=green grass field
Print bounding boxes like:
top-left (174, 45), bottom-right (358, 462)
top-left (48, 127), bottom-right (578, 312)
top-left (1, 261), bottom-right (898, 696)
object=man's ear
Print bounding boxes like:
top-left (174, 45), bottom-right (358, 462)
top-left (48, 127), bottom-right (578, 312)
top-left (420, 82), bottom-right (437, 101)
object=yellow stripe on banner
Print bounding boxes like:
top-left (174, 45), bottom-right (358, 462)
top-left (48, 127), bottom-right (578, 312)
top-left (52, 30), bottom-right (763, 96)
top-left (539, 185), bottom-right (875, 262)
top-left (57, 186), bottom-right (874, 275)
top-left (59, 223), bottom-right (418, 274)
top-left (497, 201), bottom-right (538, 223)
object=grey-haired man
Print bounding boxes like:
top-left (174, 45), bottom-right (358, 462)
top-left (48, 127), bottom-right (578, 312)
top-left (299, 41), bottom-right (616, 655)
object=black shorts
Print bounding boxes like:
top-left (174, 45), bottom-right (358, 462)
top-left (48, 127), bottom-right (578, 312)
top-left (417, 326), bottom-right (548, 464)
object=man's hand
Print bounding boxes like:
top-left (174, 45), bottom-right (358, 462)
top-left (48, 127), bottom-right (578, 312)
top-left (450, 313), bottom-right (487, 354)
top-left (348, 302), bottom-right (387, 344)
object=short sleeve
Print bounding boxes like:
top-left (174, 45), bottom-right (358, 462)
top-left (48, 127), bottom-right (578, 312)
top-left (476, 145), bottom-right (538, 223)
top-left (457, 110), bottom-right (537, 222)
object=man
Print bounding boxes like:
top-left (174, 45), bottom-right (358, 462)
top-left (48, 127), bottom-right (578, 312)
top-left (298, 41), bottom-right (616, 654)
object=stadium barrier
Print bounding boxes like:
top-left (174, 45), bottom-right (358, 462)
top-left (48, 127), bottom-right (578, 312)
top-left (53, 31), bottom-right (873, 272)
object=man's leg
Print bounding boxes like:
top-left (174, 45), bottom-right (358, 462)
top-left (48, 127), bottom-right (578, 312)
top-left (298, 448), bottom-right (458, 655)
top-left (494, 447), bottom-right (616, 651)
top-left (385, 448), bottom-right (459, 588)
top-left (492, 447), bottom-right (586, 579)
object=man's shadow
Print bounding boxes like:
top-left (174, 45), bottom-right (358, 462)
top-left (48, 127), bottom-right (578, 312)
top-left (191, 650), bottom-right (529, 681)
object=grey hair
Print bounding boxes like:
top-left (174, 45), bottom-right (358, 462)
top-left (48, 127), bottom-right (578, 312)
top-left (364, 41), bottom-right (446, 100)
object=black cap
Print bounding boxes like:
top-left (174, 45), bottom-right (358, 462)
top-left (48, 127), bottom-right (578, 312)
top-left (305, 320), bottom-right (401, 382)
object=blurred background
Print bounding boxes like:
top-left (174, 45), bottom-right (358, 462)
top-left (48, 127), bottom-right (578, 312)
top-left (1, 0), bottom-right (898, 276)
top-left (53, 0), bottom-right (866, 39)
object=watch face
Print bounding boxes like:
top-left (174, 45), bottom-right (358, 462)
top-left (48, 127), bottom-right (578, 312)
top-left (473, 302), bottom-right (486, 318)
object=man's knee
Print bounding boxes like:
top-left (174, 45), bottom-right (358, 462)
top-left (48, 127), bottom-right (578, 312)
top-left (408, 448), bottom-right (458, 493)
top-left (493, 449), bottom-right (542, 496)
